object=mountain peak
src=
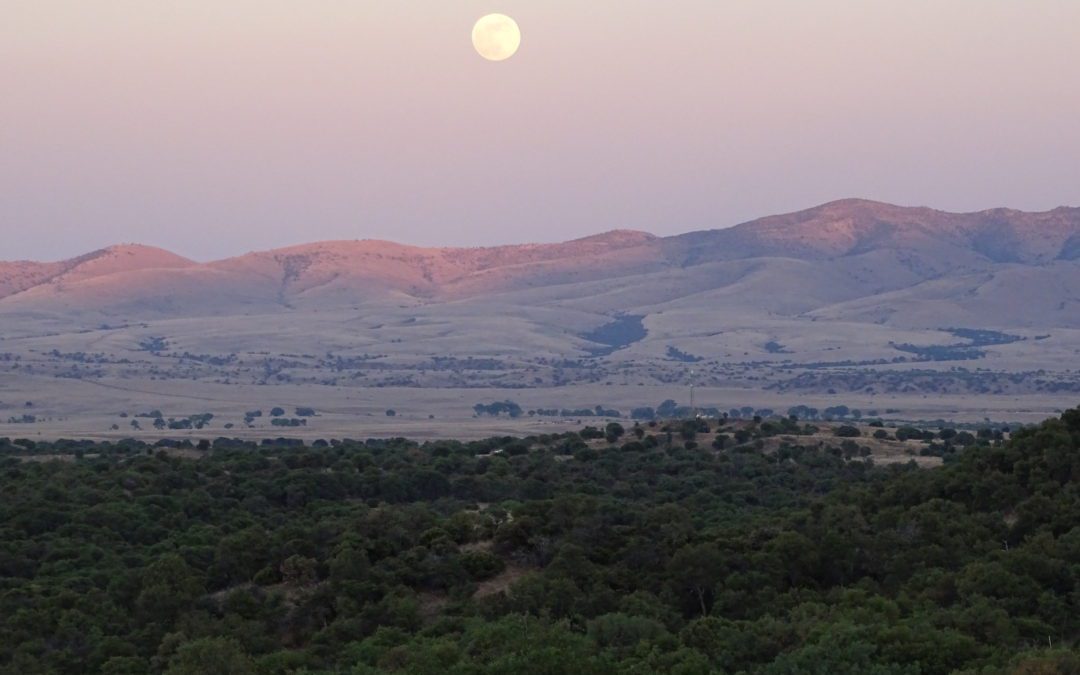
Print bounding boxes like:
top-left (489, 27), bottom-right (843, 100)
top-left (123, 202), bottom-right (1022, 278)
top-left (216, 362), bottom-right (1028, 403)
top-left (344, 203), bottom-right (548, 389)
top-left (568, 229), bottom-right (656, 245)
top-left (62, 244), bottom-right (195, 279)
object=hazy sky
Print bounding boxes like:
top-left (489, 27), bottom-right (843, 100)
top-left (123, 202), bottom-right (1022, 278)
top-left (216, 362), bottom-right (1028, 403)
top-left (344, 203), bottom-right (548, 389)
top-left (2, 1), bottom-right (1079, 261)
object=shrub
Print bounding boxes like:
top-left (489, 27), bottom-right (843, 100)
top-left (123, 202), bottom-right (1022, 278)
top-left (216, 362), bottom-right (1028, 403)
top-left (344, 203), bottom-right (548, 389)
top-left (460, 550), bottom-right (505, 581)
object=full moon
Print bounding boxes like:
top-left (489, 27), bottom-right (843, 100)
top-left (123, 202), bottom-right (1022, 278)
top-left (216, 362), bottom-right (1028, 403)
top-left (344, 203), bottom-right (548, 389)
top-left (472, 14), bottom-right (521, 62)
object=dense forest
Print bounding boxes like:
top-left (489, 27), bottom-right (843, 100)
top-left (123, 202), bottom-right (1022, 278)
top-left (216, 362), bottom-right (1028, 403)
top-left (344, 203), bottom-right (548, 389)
top-left (0, 409), bottom-right (1078, 674)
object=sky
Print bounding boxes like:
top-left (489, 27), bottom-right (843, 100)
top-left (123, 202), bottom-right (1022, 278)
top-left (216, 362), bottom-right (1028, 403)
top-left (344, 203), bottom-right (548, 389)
top-left (2, 0), bottom-right (1079, 261)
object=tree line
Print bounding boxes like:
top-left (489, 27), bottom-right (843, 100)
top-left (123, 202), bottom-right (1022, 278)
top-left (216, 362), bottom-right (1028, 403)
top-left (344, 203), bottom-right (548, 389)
top-left (0, 407), bottom-right (1077, 673)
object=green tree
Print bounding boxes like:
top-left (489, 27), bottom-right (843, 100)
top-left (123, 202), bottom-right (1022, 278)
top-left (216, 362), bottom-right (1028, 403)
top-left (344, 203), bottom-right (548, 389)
top-left (164, 637), bottom-right (255, 675)
top-left (605, 422), bottom-right (625, 442)
top-left (668, 543), bottom-right (724, 616)
top-left (136, 554), bottom-right (204, 624)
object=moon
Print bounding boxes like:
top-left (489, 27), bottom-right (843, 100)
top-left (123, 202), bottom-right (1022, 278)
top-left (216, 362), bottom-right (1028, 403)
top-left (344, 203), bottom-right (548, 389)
top-left (472, 14), bottom-right (521, 62)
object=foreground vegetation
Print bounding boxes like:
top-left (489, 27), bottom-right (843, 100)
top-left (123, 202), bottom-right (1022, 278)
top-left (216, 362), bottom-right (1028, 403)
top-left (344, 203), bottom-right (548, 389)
top-left (0, 410), bottom-right (1078, 674)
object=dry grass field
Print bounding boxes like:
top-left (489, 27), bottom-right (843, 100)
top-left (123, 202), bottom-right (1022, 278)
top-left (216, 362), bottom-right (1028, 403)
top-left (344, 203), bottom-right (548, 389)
top-left (2, 297), bottom-right (1077, 441)
top-left (0, 362), bottom-right (1071, 443)
top-left (3, 201), bottom-right (1079, 439)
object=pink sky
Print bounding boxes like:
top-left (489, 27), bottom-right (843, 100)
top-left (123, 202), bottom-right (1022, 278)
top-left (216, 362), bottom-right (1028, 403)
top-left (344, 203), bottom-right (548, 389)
top-left (2, 1), bottom-right (1079, 260)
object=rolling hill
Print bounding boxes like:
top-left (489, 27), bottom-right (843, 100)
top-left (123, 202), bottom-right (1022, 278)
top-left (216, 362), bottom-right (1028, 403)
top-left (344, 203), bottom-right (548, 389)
top-left (2, 199), bottom-right (1078, 328)
top-left (2, 199), bottom-right (1080, 435)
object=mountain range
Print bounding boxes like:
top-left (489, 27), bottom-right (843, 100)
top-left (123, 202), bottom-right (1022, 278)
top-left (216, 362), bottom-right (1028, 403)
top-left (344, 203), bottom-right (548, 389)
top-left (3, 199), bottom-right (1079, 329)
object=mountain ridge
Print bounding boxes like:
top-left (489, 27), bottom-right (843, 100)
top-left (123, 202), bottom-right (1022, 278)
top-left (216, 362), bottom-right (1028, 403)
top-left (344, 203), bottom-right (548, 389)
top-left (2, 199), bottom-right (1078, 327)
top-left (5, 199), bottom-right (1078, 271)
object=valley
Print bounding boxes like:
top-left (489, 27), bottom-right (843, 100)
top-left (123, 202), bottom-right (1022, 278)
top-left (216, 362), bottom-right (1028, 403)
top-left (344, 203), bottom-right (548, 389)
top-left (2, 199), bottom-right (1079, 438)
